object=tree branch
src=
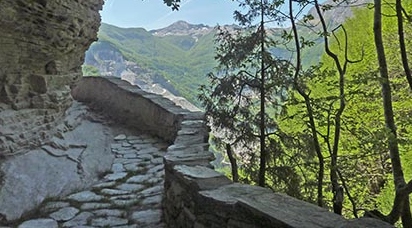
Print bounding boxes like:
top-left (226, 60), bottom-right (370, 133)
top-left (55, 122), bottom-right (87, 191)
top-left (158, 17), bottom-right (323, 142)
top-left (396, 0), bottom-right (412, 90)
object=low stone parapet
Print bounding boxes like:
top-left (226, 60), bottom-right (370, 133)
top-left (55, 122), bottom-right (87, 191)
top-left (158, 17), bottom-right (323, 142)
top-left (72, 76), bottom-right (193, 143)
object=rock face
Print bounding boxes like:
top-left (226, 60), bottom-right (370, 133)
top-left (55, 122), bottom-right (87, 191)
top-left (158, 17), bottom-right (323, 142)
top-left (0, 102), bottom-right (114, 222)
top-left (0, 0), bottom-right (104, 155)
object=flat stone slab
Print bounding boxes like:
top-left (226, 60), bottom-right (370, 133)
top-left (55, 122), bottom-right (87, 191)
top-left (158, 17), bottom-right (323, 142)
top-left (151, 157), bottom-right (164, 165)
top-left (111, 163), bottom-right (126, 173)
top-left (92, 209), bottom-right (126, 217)
top-left (147, 164), bottom-right (164, 174)
top-left (111, 143), bottom-right (124, 149)
top-left (80, 203), bottom-right (112, 210)
top-left (112, 199), bottom-right (140, 207)
top-left (67, 191), bottom-right (104, 202)
top-left (91, 216), bottom-right (129, 227)
top-left (123, 164), bottom-right (145, 172)
top-left (100, 188), bottom-right (130, 196)
top-left (141, 194), bottom-right (162, 205)
top-left (0, 149), bottom-right (79, 221)
top-left (155, 170), bottom-right (165, 178)
top-left (146, 177), bottom-right (163, 185)
top-left (42, 201), bottom-right (71, 213)
top-left (116, 183), bottom-right (145, 192)
top-left (124, 153), bottom-right (139, 159)
top-left (62, 211), bottom-right (93, 228)
top-left (127, 174), bottom-right (152, 184)
top-left (133, 144), bottom-right (155, 150)
top-left (104, 172), bottom-right (128, 181)
top-left (110, 194), bottom-right (136, 200)
top-left (114, 134), bottom-right (127, 141)
top-left (200, 183), bottom-right (347, 228)
top-left (114, 158), bottom-right (143, 165)
top-left (92, 181), bottom-right (117, 189)
top-left (136, 147), bottom-right (159, 155)
top-left (128, 139), bottom-right (144, 144)
top-left (131, 209), bottom-right (162, 225)
top-left (18, 219), bottom-right (58, 228)
top-left (49, 207), bottom-right (79, 221)
top-left (175, 165), bottom-right (224, 179)
top-left (122, 142), bottom-right (132, 147)
top-left (140, 185), bottom-right (163, 197)
top-left (115, 149), bottom-right (137, 155)
top-left (137, 154), bottom-right (154, 161)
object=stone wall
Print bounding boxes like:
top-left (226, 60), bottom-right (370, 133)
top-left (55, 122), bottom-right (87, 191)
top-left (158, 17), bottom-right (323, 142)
top-left (72, 77), bottom-right (393, 228)
top-left (0, 0), bottom-right (104, 155)
top-left (71, 77), bottom-right (200, 143)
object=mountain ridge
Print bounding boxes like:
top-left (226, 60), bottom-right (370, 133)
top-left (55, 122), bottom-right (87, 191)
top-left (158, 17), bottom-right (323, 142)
top-left (150, 20), bottom-right (215, 38)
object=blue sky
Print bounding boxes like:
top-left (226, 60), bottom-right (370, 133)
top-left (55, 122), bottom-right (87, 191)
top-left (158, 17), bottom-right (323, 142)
top-left (100, 0), bottom-right (240, 30)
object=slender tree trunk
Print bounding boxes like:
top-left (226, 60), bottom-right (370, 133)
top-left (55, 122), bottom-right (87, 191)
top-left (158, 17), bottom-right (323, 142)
top-left (303, 93), bottom-right (325, 208)
top-left (396, 0), bottom-right (412, 90)
top-left (313, 0), bottom-right (347, 213)
top-left (373, 0), bottom-right (412, 226)
top-left (333, 186), bottom-right (344, 215)
top-left (289, 0), bottom-right (324, 207)
top-left (258, 0), bottom-right (266, 187)
top-left (226, 144), bottom-right (239, 182)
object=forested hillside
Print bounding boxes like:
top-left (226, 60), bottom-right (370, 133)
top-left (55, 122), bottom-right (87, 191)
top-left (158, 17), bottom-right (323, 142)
top-left (84, 22), bottom-right (218, 105)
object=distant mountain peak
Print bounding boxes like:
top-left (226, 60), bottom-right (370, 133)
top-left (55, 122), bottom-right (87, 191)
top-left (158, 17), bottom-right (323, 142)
top-left (169, 20), bottom-right (202, 29)
top-left (150, 20), bottom-right (213, 37)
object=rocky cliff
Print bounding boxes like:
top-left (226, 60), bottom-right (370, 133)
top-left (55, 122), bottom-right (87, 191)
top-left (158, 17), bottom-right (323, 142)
top-left (0, 0), bottom-right (104, 155)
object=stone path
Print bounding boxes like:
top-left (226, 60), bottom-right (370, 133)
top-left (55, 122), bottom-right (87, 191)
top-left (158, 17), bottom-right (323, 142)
top-left (16, 134), bottom-right (167, 228)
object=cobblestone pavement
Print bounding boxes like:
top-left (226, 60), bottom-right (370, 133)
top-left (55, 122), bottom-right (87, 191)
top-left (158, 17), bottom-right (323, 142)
top-left (17, 134), bottom-right (167, 228)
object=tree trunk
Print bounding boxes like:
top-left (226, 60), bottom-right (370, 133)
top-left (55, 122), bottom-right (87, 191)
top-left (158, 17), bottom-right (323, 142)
top-left (226, 143), bottom-right (239, 182)
top-left (289, 0), bottom-right (324, 207)
top-left (298, 90), bottom-right (325, 207)
top-left (373, 0), bottom-right (412, 226)
top-left (314, 0), bottom-right (348, 209)
top-left (333, 186), bottom-right (344, 215)
top-left (258, 0), bottom-right (266, 187)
